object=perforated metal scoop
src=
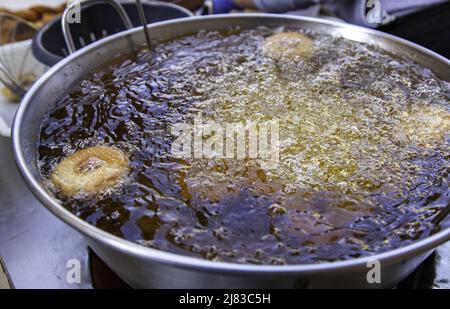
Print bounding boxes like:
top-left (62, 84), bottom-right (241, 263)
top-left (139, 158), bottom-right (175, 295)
top-left (32, 0), bottom-right (192, 66)
top-left (62, 0), bottom-right (134, 54)
top-left (0, 13), bottom-right (44, 98)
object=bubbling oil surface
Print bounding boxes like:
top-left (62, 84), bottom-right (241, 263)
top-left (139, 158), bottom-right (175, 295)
top-left (38, 27), bottom-right (450, 264)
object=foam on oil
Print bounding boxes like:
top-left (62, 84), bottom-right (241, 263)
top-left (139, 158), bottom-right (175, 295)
top-left (38, 27), bottom-right (450, 264)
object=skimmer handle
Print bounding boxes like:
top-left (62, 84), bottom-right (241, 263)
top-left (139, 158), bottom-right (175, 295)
top-left (62, 0), bottom-right (133, 54)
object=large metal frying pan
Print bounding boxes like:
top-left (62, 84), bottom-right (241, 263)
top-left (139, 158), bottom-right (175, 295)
top-left (12, 14), bottom-right (450, 288)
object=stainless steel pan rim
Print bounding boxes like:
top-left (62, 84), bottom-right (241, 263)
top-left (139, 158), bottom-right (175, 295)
top-left (12, 13), bottom-right (450, 276)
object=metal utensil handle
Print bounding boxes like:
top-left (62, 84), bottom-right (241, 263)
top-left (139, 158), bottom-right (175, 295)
top-left (135, 0), bottom-right (152, 50)
top-left (62, 0), bottom-right (133, 54)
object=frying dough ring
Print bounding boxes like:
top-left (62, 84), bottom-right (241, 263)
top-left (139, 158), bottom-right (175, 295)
top-left (400, 106), bottom-right (450, 142)
top-left (50, 146), bottom-right (129, 196)
top-left (262, 32), bottom-right (314, 60)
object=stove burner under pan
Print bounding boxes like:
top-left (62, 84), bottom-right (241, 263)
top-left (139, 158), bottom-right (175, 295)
top-left (89, 249), bottom-right (437, 289)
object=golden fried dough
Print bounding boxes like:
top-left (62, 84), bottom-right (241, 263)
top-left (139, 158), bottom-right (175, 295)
top-left (262, 32), bottom-right (314, 60)
top-left (400, 106), bottom-right (450, 143)
top-left (50, 146), bottom-right (129, 196)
